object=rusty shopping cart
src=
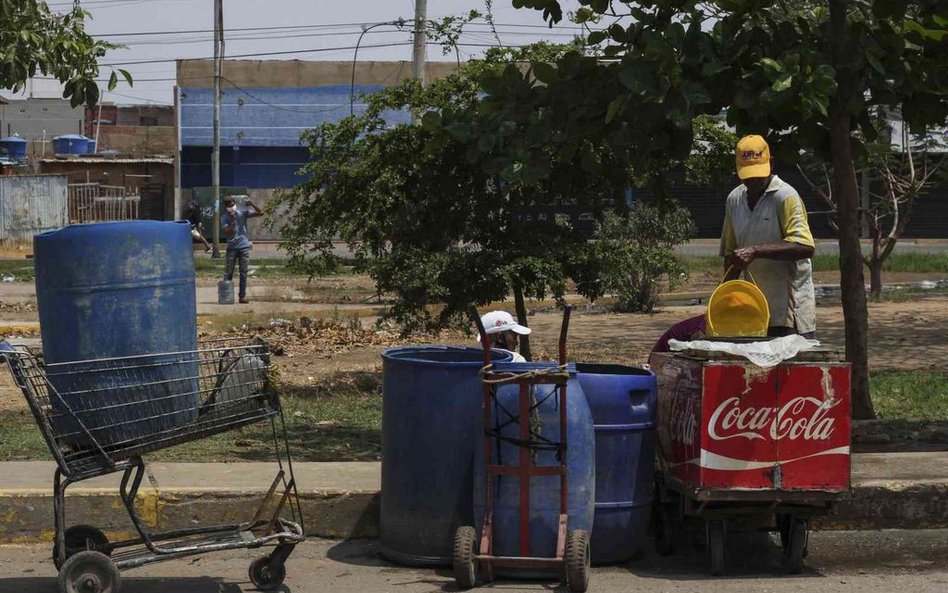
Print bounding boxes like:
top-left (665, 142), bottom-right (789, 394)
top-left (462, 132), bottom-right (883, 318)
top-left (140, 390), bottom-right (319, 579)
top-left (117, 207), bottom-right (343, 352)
top-left (1, 337), bottom-right (304, 593)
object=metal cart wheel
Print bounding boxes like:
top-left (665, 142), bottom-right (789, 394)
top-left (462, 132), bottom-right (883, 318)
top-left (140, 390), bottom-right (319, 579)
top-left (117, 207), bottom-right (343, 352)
top-left (786, 518), bottom-right (809, 574)
top-left (565, 529), bottom-right (591, 593)
top-left (453, 526), bottom-right (478, 590)
top-left (776, 513), bottom-right (791, 550)
top-left (54, 525), bottom-right (110, 571)
top-left (706, 520), bottom-right (726, 577)
top-left (654, 501), bottom-right (679, 556)
top-left (58, 550), bottom-right (120, 593)
top-left (248, 556), bottom-right (287, 591)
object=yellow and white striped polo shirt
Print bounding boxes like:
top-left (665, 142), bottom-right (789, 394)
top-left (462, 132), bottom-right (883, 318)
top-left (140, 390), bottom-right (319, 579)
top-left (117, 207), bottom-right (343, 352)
top-left (719, 175), bottom-right (816, 334)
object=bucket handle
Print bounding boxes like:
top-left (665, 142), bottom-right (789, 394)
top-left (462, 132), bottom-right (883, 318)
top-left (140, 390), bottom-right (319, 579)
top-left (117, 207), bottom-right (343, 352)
top-left (722, 265), bottom-right (759, 286)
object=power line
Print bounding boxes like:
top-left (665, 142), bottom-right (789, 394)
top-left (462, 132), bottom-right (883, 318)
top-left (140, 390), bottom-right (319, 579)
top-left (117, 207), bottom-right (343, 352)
top-left (91, 20), bottom-right (581, 39)
top-left (113, 27), bottom-right (579, 48)
top-left (99, 41), bottom-right (415, 66)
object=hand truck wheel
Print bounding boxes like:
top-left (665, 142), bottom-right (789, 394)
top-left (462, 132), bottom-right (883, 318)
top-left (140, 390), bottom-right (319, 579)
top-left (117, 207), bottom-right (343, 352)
top-left (786, 518), bottom-right (809, 574)
top-left (54, 525), bottom-right (111, 571)
top-left (706, 520), bottom-right (726, 577)
top-left (58, 550), bottom-right (120, 593)
top-left (565, 529), bottom-right (591, 593)
top-left (453, 526), bottom-right (479, 590)
top-left (249, 555), bottom-right (287, 591)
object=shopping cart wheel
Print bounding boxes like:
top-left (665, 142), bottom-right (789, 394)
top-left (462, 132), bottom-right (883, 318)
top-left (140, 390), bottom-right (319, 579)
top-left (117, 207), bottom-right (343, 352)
top-left (706, 520), bottom-right (726, 577)
top-left (786, 519), bottom-right (809, 574)
top-left (248, 556), bottom-right (286, 591)
top-left (452, 526), bottom-right (478, 590)
top-left (565, 529), bottom-right (591, 593)
top-left (58, 550), bottom-right (120, 593)
top-left (54, 525), bottom-right (110, 570)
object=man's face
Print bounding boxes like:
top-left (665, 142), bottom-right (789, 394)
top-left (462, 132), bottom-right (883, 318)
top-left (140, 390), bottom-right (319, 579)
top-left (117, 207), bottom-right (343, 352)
top-left (492, 331), bottom-right (519, 351)
top-left (743, 176), bottom-right (769, 195)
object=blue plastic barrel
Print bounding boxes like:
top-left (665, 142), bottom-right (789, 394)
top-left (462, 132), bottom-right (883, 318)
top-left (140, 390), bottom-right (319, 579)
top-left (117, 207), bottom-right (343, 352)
top-left (576, 363), bottom-right (657, 564)
top-left (380, 346), bottom-right (513, 567)
top-left (474, 362), bottom-right (595, 576)
top-left (53, 134), bottom-right (89, 155)
top-left (0, 135), bottom-right (27, 161)
top-left (34, 221), bottom-right (199, 450)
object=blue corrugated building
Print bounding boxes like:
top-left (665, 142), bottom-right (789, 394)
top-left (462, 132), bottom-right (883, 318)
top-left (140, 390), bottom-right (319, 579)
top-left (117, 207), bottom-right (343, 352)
top-left (175, 60), bottom-right (457, 238)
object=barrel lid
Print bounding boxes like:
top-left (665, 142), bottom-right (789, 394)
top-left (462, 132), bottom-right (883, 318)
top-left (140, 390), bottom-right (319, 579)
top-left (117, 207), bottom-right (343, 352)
top-left (0, 135), bottom-right (26, 143)
top-left (54, 134), bottom-right (89, 140)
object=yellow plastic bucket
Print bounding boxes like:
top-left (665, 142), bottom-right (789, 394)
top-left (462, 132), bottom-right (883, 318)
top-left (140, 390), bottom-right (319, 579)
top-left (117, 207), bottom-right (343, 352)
top-left (706, 269), bottom-right (770, 337)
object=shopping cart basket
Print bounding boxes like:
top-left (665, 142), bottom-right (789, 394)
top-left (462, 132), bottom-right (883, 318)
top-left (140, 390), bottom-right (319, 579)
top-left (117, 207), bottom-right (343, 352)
top-left (1, 337), bottom-right (305, 593)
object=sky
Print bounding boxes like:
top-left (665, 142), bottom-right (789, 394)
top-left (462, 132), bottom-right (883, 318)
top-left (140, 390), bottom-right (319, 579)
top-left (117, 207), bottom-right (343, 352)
top-left (5, 0), bottom-right (584, 105)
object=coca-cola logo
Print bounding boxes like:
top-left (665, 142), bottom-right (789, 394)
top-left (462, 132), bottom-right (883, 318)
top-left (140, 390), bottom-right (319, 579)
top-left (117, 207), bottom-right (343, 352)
top-left (708, 396), bottom-right (838, 442)
top-left (668, 392), bottom-right (697, 446)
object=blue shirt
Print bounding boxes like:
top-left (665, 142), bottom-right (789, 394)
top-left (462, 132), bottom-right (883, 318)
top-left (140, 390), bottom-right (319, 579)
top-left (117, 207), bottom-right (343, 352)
top-left (222, 209), bottom-right (253, 251)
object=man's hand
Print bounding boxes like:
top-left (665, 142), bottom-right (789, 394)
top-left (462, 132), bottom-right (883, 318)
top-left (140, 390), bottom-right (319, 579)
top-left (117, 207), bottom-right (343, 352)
top-left (727, 246), bottom-right (757, 270)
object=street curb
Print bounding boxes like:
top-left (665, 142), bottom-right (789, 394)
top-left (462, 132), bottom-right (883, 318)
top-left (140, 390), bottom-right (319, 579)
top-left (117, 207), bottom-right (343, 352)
top-left (0, 481), bottom-right (945, 544)
top-left (0, 488), bottom-right (380, 544)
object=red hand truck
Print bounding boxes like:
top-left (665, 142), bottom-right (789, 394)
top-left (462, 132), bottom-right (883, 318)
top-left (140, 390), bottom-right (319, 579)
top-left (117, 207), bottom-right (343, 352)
top-left (453, 307), bottom-right (590, 592)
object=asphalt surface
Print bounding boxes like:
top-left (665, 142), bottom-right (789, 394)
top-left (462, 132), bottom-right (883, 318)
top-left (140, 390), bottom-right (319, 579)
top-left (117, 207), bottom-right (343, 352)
top-left (0, 530), bottom-right (945, 592)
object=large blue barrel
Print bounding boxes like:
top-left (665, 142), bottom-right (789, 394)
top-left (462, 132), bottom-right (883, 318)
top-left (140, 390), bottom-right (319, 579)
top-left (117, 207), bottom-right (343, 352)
top-left (576, 363), bottom-right (657, 564)
top-left (380, 346), bottom-right (513, 567)
top-left (0, 135), bottom-right (27, 161)
top-left (53, 134), bottom-right (89, 155)
top-left (474, 362), bottom-right (595, 575)
top-left (34, 221), bottom-right (199, 450)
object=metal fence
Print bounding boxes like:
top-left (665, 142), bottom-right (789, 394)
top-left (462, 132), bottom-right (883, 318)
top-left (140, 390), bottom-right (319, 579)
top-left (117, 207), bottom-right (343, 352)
top-left (0, 175), bottom-right (68, 243)
top-left (68, 183), bottom-right (140, 223)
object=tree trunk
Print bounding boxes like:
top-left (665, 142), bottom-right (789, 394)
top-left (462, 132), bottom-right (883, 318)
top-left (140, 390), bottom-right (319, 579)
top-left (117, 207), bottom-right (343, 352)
top-left (512, 282), bottom-right (531, 361)
top-left (830, 111), bottom-right (876, 420)
top-left (868, 258), bottom-right (883, 300)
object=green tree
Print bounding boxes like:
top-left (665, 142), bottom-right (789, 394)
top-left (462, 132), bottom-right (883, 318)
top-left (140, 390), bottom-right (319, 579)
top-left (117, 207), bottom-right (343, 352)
top-left (797, 119), bottom-right (947, 299)
top-left (482, 0), bottom-right (948, 419)
top-left (270, 54), bottom-right (630, 360)
top-left (0, 2), bottom-right (124, 106)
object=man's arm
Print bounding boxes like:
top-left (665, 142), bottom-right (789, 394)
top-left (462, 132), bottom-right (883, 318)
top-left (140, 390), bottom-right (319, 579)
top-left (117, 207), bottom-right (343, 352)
top-left (728, 194), bottom-right (815, 270)
top-left (246, 201), bottom-right (263, 219)
top-left (222, 213), bottom-right (235, 238)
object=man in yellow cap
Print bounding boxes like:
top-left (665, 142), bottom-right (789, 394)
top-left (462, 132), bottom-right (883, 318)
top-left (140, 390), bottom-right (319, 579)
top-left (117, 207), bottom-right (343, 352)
top-left (720, 135), bottom-right (816, 338)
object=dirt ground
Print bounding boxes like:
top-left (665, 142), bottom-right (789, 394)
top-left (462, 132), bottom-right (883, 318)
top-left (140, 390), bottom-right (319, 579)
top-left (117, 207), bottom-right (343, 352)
top-left (1, 285), bottom-right (946, 414)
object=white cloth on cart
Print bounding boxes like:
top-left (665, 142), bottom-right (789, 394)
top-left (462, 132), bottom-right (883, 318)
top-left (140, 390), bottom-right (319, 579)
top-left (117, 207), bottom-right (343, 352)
top-left (667, 335), bottom-right (820, 368)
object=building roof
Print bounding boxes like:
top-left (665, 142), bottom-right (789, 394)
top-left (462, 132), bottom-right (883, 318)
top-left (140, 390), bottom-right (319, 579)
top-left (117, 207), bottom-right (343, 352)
top-left (39, 156), bottom-right (173, 164)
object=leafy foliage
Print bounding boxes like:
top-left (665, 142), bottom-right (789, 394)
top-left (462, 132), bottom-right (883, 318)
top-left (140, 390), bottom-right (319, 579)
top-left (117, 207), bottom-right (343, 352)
top-left (487, 0), bottom-right (948, 417)
top-left (271, 54), bottom-right (628, 333)
top-left (575, 204), bottom-right (696, 313)
top-left (0, 2), bottom-right (122, 106)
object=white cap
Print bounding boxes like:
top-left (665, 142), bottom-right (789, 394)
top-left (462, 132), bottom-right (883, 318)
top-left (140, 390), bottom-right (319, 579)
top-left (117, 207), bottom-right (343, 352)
top-left (479, 310), bottom-right (532, 336)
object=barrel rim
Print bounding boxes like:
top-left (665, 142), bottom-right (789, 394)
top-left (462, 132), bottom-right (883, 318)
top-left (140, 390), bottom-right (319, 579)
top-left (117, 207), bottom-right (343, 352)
top-left (36, 220), bottom-right (191, 238)
top-left (381, 345), bottom-right (511, 366)
top-left (576, 362), bottom-right (655, 377)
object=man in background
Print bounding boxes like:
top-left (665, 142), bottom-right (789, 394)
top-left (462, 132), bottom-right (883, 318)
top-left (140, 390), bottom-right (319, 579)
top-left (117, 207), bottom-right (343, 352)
top-left (222, 195), bottom-right (263, 304)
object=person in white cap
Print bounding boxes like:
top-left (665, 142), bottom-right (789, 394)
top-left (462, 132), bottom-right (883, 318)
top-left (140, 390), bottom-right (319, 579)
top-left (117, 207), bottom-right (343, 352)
top-left (479, 310), bottom-right (531, 362)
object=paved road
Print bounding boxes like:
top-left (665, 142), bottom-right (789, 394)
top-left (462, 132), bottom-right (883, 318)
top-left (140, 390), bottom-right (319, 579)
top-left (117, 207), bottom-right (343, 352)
top-left (1, 530), bottom-right (945, 592)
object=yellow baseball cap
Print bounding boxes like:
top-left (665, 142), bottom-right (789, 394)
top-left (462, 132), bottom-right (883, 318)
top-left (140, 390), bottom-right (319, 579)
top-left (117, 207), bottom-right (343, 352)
top-left (736, 135), bottom-right (771, 180)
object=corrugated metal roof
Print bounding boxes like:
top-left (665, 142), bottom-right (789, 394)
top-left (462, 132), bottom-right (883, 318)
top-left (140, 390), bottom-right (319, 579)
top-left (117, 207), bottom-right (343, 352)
top-left (39, 157), bottom-right (173, 164)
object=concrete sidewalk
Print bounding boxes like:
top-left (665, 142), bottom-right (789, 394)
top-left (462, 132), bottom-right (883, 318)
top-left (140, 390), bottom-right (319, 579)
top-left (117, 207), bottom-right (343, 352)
top-left (0, 453), bottom-right (946, 543)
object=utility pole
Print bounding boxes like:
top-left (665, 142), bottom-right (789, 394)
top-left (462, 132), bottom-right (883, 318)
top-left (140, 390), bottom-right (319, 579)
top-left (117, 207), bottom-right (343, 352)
top-left (411, 0), bottom-right (427, 122)
top-left (211, 0), bottom-right (224, 258)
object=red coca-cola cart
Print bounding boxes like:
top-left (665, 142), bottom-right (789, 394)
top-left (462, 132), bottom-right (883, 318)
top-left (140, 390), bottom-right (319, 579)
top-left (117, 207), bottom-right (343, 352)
top-left (649, 349), bottom-right (851, 575)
